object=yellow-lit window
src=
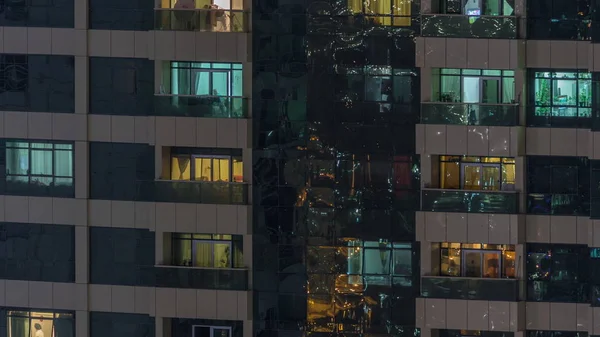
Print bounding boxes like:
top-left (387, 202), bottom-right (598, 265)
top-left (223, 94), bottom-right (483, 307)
top-left (347, 0), bottom-right (412, 26)
top-left (171, 156), bottom-right (192, 180)
top-left (171, 155), bottom-right (243, 182)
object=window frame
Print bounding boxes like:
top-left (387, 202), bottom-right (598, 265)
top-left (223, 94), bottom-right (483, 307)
top-left (6, 309), bottom-right (75, 337)
top-left (440, 243), bottom-right (516, 278)
top-left (192, 325), bottom-right (232, 337)
top-left (437, 68), bottom-right (515, 103)
top-left (169, 62), bottom-right (243, 97)
top-left (5, 140), bottom-right (74, 189)
top-left (172, 233), bottom-right (242, 268)
top-left (170, 154), bottom-right (243, 183)
top-left (531, 71), bottom-right (592, 122)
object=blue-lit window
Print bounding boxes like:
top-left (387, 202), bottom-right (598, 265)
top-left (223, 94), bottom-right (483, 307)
top-left (169, 62), bottom-right (243, 97)
top-left (531, 71), bottom-right (591, 125)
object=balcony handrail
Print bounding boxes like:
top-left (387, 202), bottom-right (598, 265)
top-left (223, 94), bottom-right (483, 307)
top-left (422, 187), bottom-right (519, 194)
top-left (422, 275), bottom-right (519, 281)
top-left (155, 93), bottom-right (245, 99)
top-left (155, 264), bottom-right (248, 271)
top-left (157, 179), bottom-right (248, 185)
top-left (421, 13), bottom-right (516, 19)
top-left (154, 7), bottom-right (247, 12)
top-left (422, 101), bottom-right (519, 107)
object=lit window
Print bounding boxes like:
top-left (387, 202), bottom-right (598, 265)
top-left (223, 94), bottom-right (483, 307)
top-left (440, 243), bottom-right (516, 278)
top-left (439, 155), bottom-right (515, 191)
top-left (347, 0), bottom-right (412, 26)
top-left (7, 310), bottom-right (74, 337)
top-left (170, 62), bottom-right (243, 97)
top-left (171, 155), bottom-right (243, 182)
top-left (172, 233), bottom-right (243, 268)
top-left (533, 71), bottom-right (591, 120)
top-left (6, 141), bottom-right (74, 189)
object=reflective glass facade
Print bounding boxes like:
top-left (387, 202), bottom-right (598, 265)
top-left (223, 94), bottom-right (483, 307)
top-left (251, 0), bottom-right (421, 335)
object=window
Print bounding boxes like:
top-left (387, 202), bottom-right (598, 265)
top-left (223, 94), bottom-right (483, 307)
top-left (437, 69), bottom-right (515, 103)
top-left (7, 310), bottom-right (74, 337)
top-left (441, 243), bottom-right (516, 278)
top-left (0, 0), bottom-right (74, 28)
top-left (335, 66), bottom-right (416, 104)
top-left (527, 156), bottom-right (589, 215)
top-left (440, 0), bottom-right (514, 15)
top-left (530, 71), bottom-right (591, 126)
top-left (346, 240), bottom-right (412, 285)
top-left (439, 156), bottom-right (516, 191)
top-left (347, 0), bottom-right (412, 26)
top-left (527, 244), bottom-right (589, 302)
top-left (171, 154), bottom-right (243, 182)
top-left (5, 141), bottom-right (74, 197)
top-left (172, 233), bottom-right (243, 268)
top-left (193, 326), bottom-right (232, 337)
top-left (169, 62), bottom-right (243, 97)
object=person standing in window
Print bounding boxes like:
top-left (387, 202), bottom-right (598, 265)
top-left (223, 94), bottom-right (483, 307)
top-left (34, 323), bottom-right (44, 337)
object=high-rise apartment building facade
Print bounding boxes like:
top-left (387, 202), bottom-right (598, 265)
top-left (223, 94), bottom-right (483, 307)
top-left (0, 0), bottom-right (598, 337)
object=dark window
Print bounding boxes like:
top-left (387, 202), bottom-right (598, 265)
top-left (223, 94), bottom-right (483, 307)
top-left (527, 244), bottom-right (589, 302)
top-left (0, 222), bottom-right (75, 282)
top-left (89, 227), bottom-right (155, 286)
top-left (528, 331), bottom-right (588, 337)
top-left (5, 309), bottom-right (74, 337)
top-left (90, 312), bottom-right (154, 337)
top-left (0, 0), bottom-right (74, 28)
top-left (89, 142), bottom-right (154, 200)
top-left (89, 57), bottom-right (154, 116)
top-left (171, 319), bottom-right (242, 337)
top-left (88, 0), bottom-right (152, 30)
top-left (527, 0), bottom-right (590, 40)
top-left (0, 54), bottom-right (74, 113)
top-left (527, 156), bottom-right (590, 215)
top-left (528, 70), bottom-right (592, 127)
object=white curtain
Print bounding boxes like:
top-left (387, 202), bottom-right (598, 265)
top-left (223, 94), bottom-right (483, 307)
top-left (502, 77), bottom-right (515, 103)
top-left (30, 149), bottom-right (53, 186)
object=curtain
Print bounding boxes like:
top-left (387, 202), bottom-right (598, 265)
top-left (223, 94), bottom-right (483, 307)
top-left (195, 158), bottom-right (212, 181)
top-left (193, 241), bottom-right (213, 267)
top-left (440, 75), bottom-right (461, 102)
top-left (502, 78), bottom-right (515, 103)
top-left (393, 0), bottom-right (411, 26)
top-left (9, 317), bottom-right (29, 337)
top-left (171, 157), bottom-right (191, 180)
top-left (195, 71), bottom-right (210, 95)
top-left (6, 147), bottom-right (28, 180)
top-left (30, 149), bottom-right (52, 186)
top-left (54, 149), bottom-right (73, 186)
top-left (213, 243), bottom-right (231, 267)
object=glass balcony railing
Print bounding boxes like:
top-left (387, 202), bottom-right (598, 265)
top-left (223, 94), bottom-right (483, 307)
top-left (421, 14), bottom-right (517, 39)
top-left (421, 102), bottom-right (519, 126)
top-left (154, 8), bottom-right (247, 32)
top-left (529, 18), bottom-right (591, 41)
top-left (154, 95), bottom-right (247, 118)
top-left (136, 180), bottom-right (248, 205)
top-left (155, 265), bottom-right (248, 290)
top-left (422, 188), bottom-right (518, 213)
top-left (421, 276), bottom-right (520, 301)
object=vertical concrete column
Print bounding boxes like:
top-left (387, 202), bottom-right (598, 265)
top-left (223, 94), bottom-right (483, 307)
top-left (75, 226), bottom-right (89, 284)
top-left (75, 57), bottom-right (89, 115)
top-left (155, 61), bottom-right (164, 93)
top-left (513, 0), bottom-right (527, 38)
top-left (515, 157), bottom-right (527, 213)
top-left (513, 68), bottom-right (527, 126)
top-left (420, 242), bottom-right (432, 276)
top-left (76, 311), bottom-right (89, 337)
top-left (243, 62), bottom-right (252, 118)
top-left (74, 0), bottom-right (88, 29)
top-left (156, 232), bottom-right (171, 265)
top-left (75, 141), bottom-right (89, 199)
top-left (420, 67), bottom-right (433, 102)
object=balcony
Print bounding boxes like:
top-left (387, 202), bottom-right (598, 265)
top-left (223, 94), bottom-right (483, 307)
top-left (154, 95), bottom-right (247, 118)
top-left (421, 14), bottom-right (517, 39)
top-left (154, 8), bottom-right (248, 32)
top-left (421, 276), bottom-right (521, 301)
top-left (135, 180), bottom-right (249, 205)
top-left (155, 265), bottom-right (248, 290)
top-left (422, 188), bottom-right (518, 213)
top-left (421, 102), bottom-right (519, 126)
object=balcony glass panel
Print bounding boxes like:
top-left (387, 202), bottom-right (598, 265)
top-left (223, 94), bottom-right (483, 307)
top-left (155, 265), bottom-right (248, 290)
top-left (154, 9), bottom-right (247, 31)
top-left (528, 18), bottom-right (591, 41)
top-left (420, 102), bottom-right (519, 126)
top-left (422, 189), bottom-right (518, 213)
top-left (421, 15), bottom-right (517, 39)
top-left (135, 180), bottom-right (248, 204)
top-left (154, 95), bottom-right (247, 118)
top-left (421, 276), bottom-right (520, 301)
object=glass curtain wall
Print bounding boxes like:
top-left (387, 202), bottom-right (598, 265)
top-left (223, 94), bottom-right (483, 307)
top-left (252, 0), bottom-right (420, 335)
